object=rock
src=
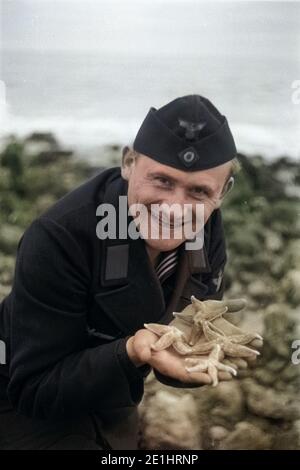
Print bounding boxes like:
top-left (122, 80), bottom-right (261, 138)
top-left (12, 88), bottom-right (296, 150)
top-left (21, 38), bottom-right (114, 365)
top-left (262, 306), bottom-right (295, 359)
top-left (242, 379), bottom-right (298, 420)
top-left (23, 132), bottom-right (60, 158)
top-left (38, 150), bottom-right (73, 164)
top-left (219, 421), bottom-right (273, 450)
top-left (267, 358), bottom-right (287, 373)
top-left (199, 381), bottom-right (245, 422)
top-left (280, 364), bottom-right (300, 384)
top-left (247, 280), bottom-right (274, 303)
top-left (265, 231), bottom-right (282, 252)
top-left (282, 270), bottom-right (300, 306)
top-left (272, 425), bottom-right (300, 450)
top-left (140, 390), bottom-right (201, 450)
top-left (0, 224), bottom-right (23, 255)
top-left (254, 368), bottom-right (276, 386)
top-left (209, 426), bottom-right (229, 442)
top-left (293, 420), bottom-right (300, 449)
top-left (285, 240), bottom-right (300, 271)
top-left (35, 194), bottom-right (57, 214)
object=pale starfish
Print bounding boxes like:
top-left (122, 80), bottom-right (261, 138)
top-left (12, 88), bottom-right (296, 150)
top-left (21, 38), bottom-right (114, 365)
top-left (144, 297), bottom-right (262, 390)
top-left (174, 296), bottom-right (228, 346)
top-left (188, 320), bottom-right (261, 358)
top-left (173, 296), bottom-right (248, 346)
top-left (184, 344), bottom-right (237, 387)
top-left (144, 323), bottom-right (192, 355)
top-left (145, 296), bottom-right (261, 358)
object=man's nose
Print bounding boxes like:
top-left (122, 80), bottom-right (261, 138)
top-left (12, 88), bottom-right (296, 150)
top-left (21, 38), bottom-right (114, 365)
top-left (162, 190), bottom-right (192, 222)
top-left (163, 187), bottom-right (187, 208)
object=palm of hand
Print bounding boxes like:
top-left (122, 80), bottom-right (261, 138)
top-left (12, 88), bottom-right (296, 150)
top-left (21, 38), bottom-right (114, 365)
top-left (148, 344), bottom-right (213, 385)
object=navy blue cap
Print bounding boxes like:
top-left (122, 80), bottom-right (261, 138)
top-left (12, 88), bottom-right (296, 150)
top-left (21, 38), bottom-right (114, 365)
top-left (133, 95), bottom-right (237, 171)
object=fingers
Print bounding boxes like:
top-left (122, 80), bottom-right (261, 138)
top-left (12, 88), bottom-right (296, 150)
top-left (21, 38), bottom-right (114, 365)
top-left (225, 357), bottom-right (248, 369)
top-left (184, 370), bottom-right (233, 384)
top-left (223, 298), bottom-right (247, 313)
top-left (250, 338), bottom-right (263, 349)
top-left (218, 371), bottom-right (233, 381)
top-left (223, 358), bottom-right (238, 370)
top-left (151, 332), bottom-right (174, 351)
top-left (211, 317), bottom-right (242, 336)
top-left (133, 330), bottom-right (154, 363)
top-left (144, 323), bottom-right (171, 336)
top-left (185, 371), bottom-right (212, 385)
top-left (245, 355), bottom-right (258, 367)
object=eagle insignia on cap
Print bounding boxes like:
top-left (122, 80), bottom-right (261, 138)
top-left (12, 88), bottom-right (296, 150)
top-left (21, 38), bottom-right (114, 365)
top-left (178, 119), bottom-right (206, 140)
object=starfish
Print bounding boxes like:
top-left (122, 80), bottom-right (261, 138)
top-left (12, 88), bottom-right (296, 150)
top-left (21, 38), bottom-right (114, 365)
top-left (174, 296), bottom-right (229, 346)
top-left (145, 297), bottom-right (262, 357)
top-left (188, 320), bottom-right (261, 358)
top-left (144, 297), bottom-right (263, 386)
top-left (184, 344), bottom-right (237, 387)
top-left (173, 296), bottom-right (248, 346)
top-left (144, 323), bottom-right (193, 355)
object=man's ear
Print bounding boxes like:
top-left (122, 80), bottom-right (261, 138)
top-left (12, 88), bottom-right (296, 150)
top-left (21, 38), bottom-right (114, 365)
top-left (121, 147), bottom-right (136, 181)
top-left (122, 146), bottom-right (130, 160)
top-left (225, 176), bottom-right (234, 195)
top-left (215, 176), bottom-right (235, 208)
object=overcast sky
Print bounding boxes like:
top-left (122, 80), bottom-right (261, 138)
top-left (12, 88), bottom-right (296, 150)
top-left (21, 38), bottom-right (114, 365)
top-left (1, 0), bottom-right (298, 53)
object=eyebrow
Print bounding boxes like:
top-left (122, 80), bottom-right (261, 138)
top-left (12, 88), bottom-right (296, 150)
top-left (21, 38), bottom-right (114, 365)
top-left (148, 171), bottom-right (216, 194)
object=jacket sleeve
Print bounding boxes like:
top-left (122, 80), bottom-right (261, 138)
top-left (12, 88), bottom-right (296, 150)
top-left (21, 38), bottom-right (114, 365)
top-left (7, 217), bottom-right (145, 420)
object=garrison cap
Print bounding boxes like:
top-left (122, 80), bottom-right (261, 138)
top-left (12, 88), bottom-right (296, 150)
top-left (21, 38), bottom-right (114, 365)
top-left (133, 95), bottom-right (237, 171)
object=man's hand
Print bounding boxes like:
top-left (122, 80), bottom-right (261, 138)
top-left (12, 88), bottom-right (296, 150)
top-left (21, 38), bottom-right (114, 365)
top-left (126, 329), bottom-right (234, 385)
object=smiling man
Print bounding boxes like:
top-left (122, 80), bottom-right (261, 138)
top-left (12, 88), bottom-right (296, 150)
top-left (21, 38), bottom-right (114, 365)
top-left (0, 95), bottom-right (257, 450)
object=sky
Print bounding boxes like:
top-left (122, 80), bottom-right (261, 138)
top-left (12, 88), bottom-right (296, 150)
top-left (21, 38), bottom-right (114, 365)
top-left (1, 0), bottom-right (299, 52)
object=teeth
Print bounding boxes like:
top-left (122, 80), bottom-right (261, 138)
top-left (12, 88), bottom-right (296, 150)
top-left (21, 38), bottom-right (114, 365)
top-left (150, 211), bottom-right (192, 228)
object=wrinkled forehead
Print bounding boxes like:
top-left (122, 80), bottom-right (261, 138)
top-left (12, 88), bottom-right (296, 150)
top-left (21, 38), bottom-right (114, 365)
top-left (136, 154), bottom-right (232, 188)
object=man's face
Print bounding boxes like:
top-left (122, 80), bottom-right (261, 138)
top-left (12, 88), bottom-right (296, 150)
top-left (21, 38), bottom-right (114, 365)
top-left (125, 154), bottom-right (232, 252)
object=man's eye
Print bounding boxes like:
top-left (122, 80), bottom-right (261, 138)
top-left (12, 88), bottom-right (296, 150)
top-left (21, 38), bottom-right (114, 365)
top-left (154, 177), bottom-right (171, 186)
top-left (192, 188), bottom-right (208, 196)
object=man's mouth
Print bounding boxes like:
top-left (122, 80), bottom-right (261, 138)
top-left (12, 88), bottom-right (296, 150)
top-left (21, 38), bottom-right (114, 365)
top-left (149, 209), bottom-right (191, 229)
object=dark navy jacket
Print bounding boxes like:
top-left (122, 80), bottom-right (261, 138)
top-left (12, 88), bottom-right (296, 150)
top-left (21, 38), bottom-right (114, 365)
top-left (0, 167), bottom-right (227, 420)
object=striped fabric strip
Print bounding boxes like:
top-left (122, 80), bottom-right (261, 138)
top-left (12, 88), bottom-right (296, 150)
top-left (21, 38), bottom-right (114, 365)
top-left (155, 249), bottom-right (179, 284)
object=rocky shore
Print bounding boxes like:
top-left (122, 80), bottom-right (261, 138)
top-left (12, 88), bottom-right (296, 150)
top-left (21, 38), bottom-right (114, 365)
top-left (1, 133), bottom-right (299, 450)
